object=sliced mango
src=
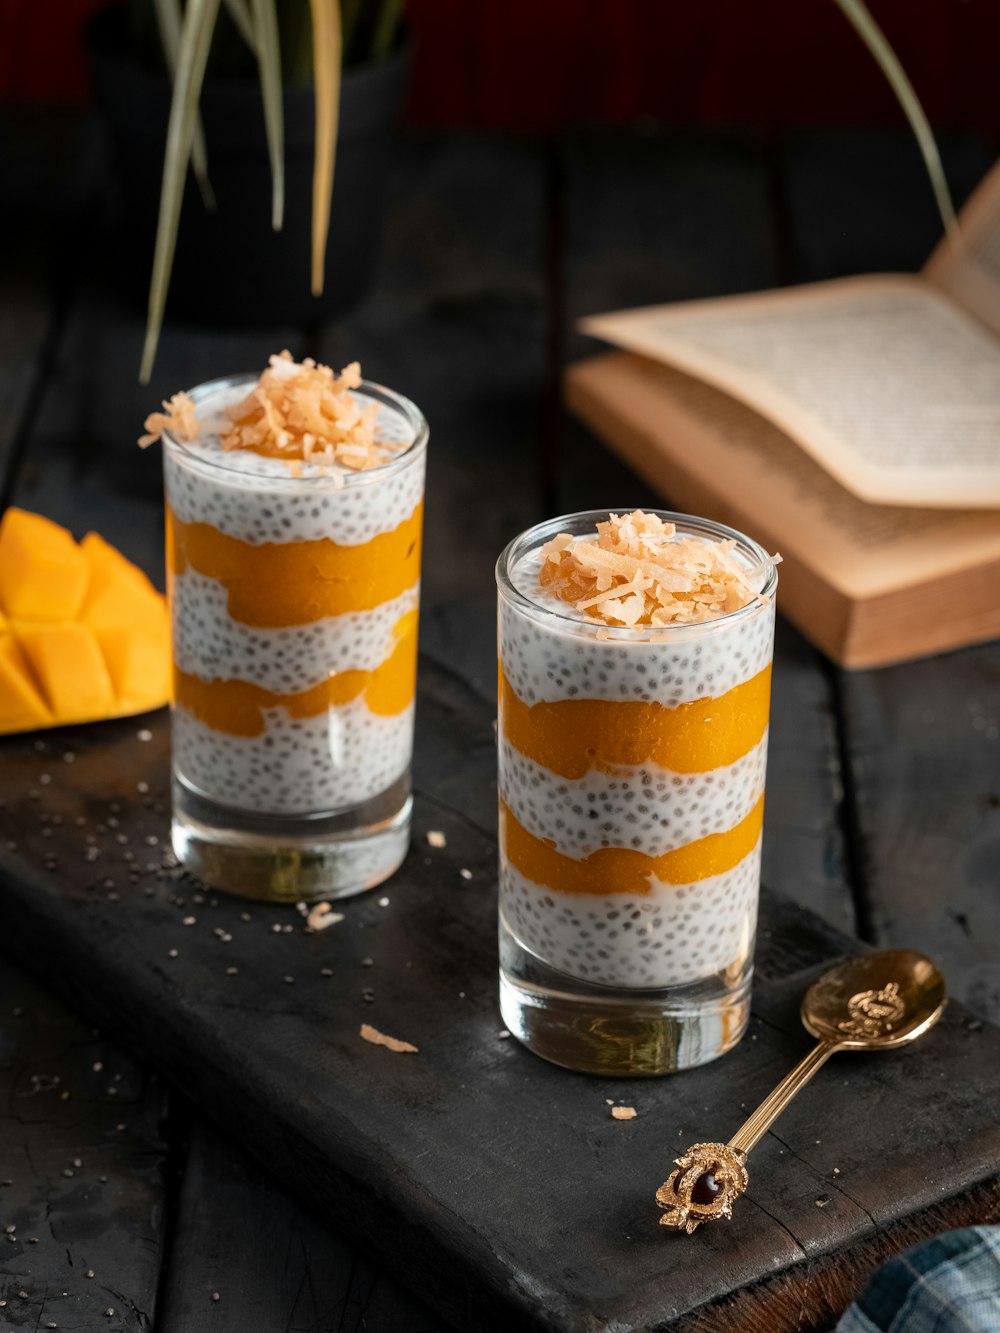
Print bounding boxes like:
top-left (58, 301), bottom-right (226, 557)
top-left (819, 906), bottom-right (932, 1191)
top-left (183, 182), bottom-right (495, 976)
top-left (18, 623), bottom-right (116, 722)
top-left (81, 531), bottom-right (158, 602)
top-left (96, 622), bottom-right (171, 713)
top-left (81, 581), bottom-right (168, 636)
top-left (0, 508), bottom-right (88, 621)
top-left (0, 635), bottom-right (52, 731)
top-left (0, 509), bottom-right (170, 734)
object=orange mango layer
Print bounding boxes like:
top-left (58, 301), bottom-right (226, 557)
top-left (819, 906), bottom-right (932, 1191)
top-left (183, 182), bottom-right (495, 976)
top-left (501, 796), bottom-right (764, 896)
top-left (0, 509), bottom-right (170, 734)
top-left (167, 503), bottom-right (423, 627)
top-left (499, 665), bottom-right (770, 777)
top-left (174, 613), bottom-right (417, 737)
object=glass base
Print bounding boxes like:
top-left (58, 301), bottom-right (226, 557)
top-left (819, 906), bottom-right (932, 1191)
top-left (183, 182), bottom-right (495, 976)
top-left (499, 913), bottom-right (752, 1075)
top-left (171, 774), bottom-right (412, 902)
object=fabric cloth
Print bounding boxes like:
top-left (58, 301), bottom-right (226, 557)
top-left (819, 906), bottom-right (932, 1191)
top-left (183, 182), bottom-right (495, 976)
top-left (837, 1226), bottom-right (1000, 1333)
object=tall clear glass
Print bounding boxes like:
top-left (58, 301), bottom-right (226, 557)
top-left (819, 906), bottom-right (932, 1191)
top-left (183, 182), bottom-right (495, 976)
top-left (164, 374), bottom-right (427, 902)
top-left (496, 511), bottom-right (777, 1074)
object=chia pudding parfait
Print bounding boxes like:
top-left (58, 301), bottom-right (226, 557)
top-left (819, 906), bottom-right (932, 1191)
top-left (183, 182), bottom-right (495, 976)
top-left (144, 355), bottom-right (427, 901)
top-left (497, 510), bottom-right (778, 1075)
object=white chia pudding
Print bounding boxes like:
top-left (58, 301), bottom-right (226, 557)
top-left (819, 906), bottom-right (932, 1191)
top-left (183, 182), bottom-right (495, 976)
top-left (497, 510), bottom-right (777, 991)
top-left (163, 373), bottom-right (426, 818)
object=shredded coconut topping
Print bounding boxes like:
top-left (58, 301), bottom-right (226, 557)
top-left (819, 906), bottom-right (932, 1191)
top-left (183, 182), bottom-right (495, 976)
top-left (139, 392), bottom-right (198, 448)
top-left (538, 510), bottom-right (780, 627)
top-left (138, 353), bottom-right (405, 474)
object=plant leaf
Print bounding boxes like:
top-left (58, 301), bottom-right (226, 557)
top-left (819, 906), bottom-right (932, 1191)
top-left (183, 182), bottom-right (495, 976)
top-left (141, 0), bottom-right (222, 384)
top-left (833, 0), bottom-right (957, 236)
top-left (249, 0), bottom-right (284, 230)
top-left (221, 0), bottom-right (256, 52)
top-left (152, 0), bottom-right (216, 212)
top-left (308, 0), bottom-right (342, 296)
top-left (371, 0), bottom-right (405, 62)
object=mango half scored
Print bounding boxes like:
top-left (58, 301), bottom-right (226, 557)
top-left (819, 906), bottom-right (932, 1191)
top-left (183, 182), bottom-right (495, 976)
top-left (0, 509), bottom-right (170, 734)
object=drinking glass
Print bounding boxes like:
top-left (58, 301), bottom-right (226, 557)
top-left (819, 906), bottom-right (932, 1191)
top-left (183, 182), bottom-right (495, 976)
top-left (164, 374), bottom-right (427, 901)
top-left (496, 510), bottom-right (777, 1074)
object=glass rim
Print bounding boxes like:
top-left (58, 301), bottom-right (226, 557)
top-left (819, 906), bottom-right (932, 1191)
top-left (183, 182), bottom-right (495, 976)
top-left (496, 508), bottom-right (778, 640)
top-left (162, 372), bottom-right (428, 488)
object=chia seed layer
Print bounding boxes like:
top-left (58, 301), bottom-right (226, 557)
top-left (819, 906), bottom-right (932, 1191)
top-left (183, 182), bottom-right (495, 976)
top-left (499, 734), bottom-right (767, 860)
top-left (172, 701), bottom-right (415, 816)
top-left (500, 596), bottom-right (773, 707)
top-left (500, 844), bottom-right (761, 989)
top-left (164, 384), bottom-right (425, 546)
top-left (171, 574), bottom-right (419, 692)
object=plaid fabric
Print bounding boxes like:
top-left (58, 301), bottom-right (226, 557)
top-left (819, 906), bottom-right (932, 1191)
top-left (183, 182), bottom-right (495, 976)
top-left (837, 1227), bottom-right (1000, 1333)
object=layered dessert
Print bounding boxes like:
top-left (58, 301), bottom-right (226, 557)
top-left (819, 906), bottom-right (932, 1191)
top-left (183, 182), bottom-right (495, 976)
top-left (142, 355), bottom-right (426, 821)
top-left (498, 510), bottom-right (778, 991)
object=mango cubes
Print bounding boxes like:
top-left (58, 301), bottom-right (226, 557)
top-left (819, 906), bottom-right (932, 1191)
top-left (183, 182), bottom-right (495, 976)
top-left (0, 508), bottom-right (170, 733)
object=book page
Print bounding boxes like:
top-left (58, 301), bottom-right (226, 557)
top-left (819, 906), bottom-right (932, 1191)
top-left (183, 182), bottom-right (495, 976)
top-left (581, 276), bottom-right (1000, 509)
top-left (566, 352), bottom-right (1000, 600)
top-left (925, 158), bottom-right (1000, 339)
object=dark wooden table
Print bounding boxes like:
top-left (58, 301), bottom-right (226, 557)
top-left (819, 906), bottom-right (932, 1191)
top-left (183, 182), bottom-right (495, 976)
top-left (1, 112), bottom-right (998, 1331)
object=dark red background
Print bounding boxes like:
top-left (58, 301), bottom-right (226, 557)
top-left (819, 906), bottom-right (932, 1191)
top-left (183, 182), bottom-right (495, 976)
top-left (2, 0), bottom-right (999, 134)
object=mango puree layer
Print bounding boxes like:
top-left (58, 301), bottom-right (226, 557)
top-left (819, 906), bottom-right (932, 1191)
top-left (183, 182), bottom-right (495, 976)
top-left (499, 660), bottom-right (770, 897)
top-left (498, 664), bottom-right (770, 778)
top-left (167, 502), bottom-right (423, 627)
top-left (174, 612), bottom-right (417, 737)
top-left (501, 796), bottom-right (764, 895)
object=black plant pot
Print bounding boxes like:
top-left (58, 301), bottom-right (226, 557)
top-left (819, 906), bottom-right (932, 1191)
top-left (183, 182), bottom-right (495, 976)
top-left (89, 9), bottom-right (409, 326)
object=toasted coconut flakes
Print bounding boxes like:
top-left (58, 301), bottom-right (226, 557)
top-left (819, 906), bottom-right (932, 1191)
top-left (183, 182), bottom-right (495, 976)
top-left (140, 353), bottom-right (405, 477)
top-left (360, 1023), bottom-right (418, 1054)
top-left (611, 1106), bottom-right (637, 1121)
top-left (139, 392), bottom-right (199, 448)
top-left (220, 350), bottom-right (403, 474)
top-left (539, 510), bottom-right (780, 627)
top-left (426, 830), bottom-right (447, 849)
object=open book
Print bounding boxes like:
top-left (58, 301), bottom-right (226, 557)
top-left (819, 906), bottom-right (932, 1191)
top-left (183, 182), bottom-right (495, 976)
top-left (580, 160), bottom-right (1000, 511)
top-left (567, 160), bottom-right (1000, 668)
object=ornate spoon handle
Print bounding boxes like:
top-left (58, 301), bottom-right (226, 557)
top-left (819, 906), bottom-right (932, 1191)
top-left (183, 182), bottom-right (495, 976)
top-left (728, 1038), bottom-right (837, 1154)
top-left (656, 1038), bottom-right (839, 1233)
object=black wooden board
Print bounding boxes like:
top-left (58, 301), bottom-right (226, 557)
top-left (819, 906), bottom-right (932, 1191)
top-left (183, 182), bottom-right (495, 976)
top-left (1, 659), bottom-right (999, 1333)
top-left (0, 962), bottom-right (167, 1332)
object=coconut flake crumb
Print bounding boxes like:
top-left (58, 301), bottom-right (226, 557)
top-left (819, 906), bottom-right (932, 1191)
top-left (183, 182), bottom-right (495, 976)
top-left (306, 902), bottom-right (344, 931)
top-left (539, 510), bottom-right (780, 627)
top-left (359, 1023), bottom-right (418, 1054)
top-left (139, 392), bottom-right (198, 448)
top-left (611, 1106), bottom-right (637, 1121)
top-left (426, 830), bottom-right (447, 849)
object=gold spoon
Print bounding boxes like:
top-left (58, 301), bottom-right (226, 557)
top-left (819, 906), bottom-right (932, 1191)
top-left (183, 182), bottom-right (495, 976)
top-left (656, 949), bottom-right (947, 1233)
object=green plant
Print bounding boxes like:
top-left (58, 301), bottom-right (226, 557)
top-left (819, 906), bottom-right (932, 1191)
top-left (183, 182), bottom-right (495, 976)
top-left (136, 0), bottom-right (953, 385)
top-left (137, 0), bottom-right (405, 383)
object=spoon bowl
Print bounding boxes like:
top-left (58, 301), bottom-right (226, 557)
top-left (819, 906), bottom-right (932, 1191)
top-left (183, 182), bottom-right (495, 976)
top-left (801, 949), bottom-right (947, 1051)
